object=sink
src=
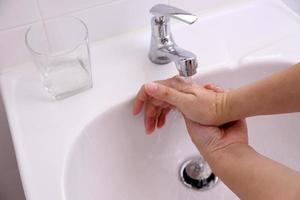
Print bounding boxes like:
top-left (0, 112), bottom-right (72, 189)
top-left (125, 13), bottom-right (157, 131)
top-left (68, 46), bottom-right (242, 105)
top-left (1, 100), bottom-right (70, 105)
top-left (64, 61), bottom-right (300, 200)
top-left (2, 1), bottom-right (300, 199)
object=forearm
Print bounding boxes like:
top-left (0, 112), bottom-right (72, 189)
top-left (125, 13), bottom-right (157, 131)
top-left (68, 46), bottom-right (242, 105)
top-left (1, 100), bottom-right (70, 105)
top-left (205, 143), bottom-right (300, 200)
top-left (224, 63), bottom-right (300, 122)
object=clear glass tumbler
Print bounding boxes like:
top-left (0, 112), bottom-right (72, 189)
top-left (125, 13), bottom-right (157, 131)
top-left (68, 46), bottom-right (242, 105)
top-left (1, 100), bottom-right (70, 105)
top-left (25, 17), bottom-right (93, 100)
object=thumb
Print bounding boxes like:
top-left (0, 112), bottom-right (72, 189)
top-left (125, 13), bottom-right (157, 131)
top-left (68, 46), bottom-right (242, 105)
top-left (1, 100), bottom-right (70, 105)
top-left (183, 117), bottom-right (221, 153)
top-left (145, 82), bottom-right (190, 108)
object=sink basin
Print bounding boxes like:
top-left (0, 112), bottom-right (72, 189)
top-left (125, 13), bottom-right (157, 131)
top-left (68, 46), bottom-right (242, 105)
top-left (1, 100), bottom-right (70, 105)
top-left (2, 1), bottom-right (300, 199)
top-left (64, 61), bottom-right (300, 200)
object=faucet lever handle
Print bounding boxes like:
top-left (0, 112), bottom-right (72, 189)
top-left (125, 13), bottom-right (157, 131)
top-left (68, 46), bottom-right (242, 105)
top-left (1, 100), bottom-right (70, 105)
top-left (150, 4), bottom-right (198, 24)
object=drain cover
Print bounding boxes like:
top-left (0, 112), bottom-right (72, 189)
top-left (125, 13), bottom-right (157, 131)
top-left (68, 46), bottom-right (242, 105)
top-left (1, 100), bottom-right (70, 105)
top-left (179, 157), bottom-right (218, 190)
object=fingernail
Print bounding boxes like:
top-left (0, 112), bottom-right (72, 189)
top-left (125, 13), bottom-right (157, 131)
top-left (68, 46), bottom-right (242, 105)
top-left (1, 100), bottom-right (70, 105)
top-left (132, 109), bottom-right (137, 115)
top-left (146, 128), bottom-right (152, 135)
top-left (145, 82), bottom-right (158, 94)
top-left (216, 87), bottom-right (225, 92)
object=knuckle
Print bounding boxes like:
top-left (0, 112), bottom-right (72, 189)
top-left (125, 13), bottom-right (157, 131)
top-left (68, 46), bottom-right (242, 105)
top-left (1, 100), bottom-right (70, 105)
top-left (174, 75), bottom-right (183, 81)
top-left (174, 75), bottom-right (185, 84)
top-left (169, 76), bottom-right (184, 89)
top-left (162, 87), bottom-right (170, 97)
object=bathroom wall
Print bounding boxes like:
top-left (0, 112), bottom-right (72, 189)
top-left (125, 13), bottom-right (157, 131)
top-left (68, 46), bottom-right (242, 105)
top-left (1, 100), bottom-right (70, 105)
top-left (0, 0), bottom-right (298, 199)
top-left (0, 0), bottom-right (251, 70)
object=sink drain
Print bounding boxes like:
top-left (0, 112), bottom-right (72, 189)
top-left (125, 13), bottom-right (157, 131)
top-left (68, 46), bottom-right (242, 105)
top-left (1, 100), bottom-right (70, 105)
top-left (179, 157), bottom-right (218, 190)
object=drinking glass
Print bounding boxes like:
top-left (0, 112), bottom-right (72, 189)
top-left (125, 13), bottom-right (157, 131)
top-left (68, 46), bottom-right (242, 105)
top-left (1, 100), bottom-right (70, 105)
top-left (25, 17), bottom-right (93, 100)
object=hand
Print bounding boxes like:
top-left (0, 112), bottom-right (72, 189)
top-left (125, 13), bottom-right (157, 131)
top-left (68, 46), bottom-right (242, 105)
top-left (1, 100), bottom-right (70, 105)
top-left (184, 117), bottom-right (248, 159)
top-left (183, 84), bottom-right (248, 158)
top-left (132, 75), bottom-right (229, 134)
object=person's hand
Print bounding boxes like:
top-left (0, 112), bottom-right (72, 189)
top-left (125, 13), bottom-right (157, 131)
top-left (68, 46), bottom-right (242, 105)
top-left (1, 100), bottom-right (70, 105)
top-left (183, 84), bottom-right (248, 159)
top-left (184, 117), bottom-right (248, 159)
top-left (132, 75), bottom-right (230, 134)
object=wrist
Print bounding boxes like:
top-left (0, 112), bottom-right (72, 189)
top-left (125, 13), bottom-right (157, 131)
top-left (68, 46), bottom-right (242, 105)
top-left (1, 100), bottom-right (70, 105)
top-left (204, 143), bottom-right (253, 172)
top-left (215, 89), bottom-right (247, 125)
top-left (214, 91), bottom-right (232, 125)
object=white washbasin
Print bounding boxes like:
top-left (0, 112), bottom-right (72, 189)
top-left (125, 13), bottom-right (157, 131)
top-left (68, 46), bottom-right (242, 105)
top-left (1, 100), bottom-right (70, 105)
top-left (2, 1), bottom-right (300, 199)
top-left (64, 61), bottom-right (300, 200)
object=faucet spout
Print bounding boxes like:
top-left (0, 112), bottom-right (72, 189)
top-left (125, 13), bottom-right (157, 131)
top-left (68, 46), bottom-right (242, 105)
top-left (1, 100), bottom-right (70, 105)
top-left (160, 46), bottom-right (198, 77)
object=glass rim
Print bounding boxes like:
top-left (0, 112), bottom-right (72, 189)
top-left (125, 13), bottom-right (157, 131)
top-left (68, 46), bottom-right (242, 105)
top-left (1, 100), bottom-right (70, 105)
top-left (25, 16), bottom-right (89, 57)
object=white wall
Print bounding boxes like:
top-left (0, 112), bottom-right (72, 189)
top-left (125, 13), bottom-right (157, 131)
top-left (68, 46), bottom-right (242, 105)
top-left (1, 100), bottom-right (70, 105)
top-left (0, 0), bottom-right (247, 70)
top-left (0, 0), bottom-right (299, 199)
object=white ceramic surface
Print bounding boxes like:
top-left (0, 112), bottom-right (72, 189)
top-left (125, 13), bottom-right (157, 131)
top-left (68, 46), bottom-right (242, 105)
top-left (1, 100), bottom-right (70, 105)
top-left (1, 1), bottom-right (300, 200)
top-left (283, 0), bottom-right (300, 14)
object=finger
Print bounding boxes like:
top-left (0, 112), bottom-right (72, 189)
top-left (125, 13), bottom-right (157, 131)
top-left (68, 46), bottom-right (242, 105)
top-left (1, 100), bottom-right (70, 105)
top-left (204, 83), bottom-right (226, 93)
top-left (133, 76), bottom-right (194, 115)
top-left (183, 116), bottom-right (193, 131)
top-left (150, 98), bottom-right (171, 108)
top-left (227, 119), bottom-right (247, 131)
top-left (133, 85), bottom-right (148, 115)
top-left (222, 119), bottom-right (248, 143)
top-left (166, 75), bottom-right (196, 93)
top-left (133, 84), bottom-right (173, 115)
top-left (204, 83), bottom-right (216, 90)
top-left (157, 107), bottom-right (171, 128)
top-left (222, 119), bottom-right (247, 135)
top-left (144, 103), bottom-right (160, 134)
top-left (145, 82), bottom-right (192, 108)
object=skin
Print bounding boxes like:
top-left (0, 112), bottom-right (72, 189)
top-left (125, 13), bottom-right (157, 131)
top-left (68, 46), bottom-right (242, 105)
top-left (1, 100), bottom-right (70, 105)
top-left (185, 119), bottom-right (300, 200)
top-left (132, 76), bottom-right (222, 134)
top-left (132, 63), bottom-right (300, 199)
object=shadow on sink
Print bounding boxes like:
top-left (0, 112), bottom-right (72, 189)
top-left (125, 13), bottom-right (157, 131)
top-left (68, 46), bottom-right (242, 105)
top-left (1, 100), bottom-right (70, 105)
top-left (64, 60), bottom-right (300, 200)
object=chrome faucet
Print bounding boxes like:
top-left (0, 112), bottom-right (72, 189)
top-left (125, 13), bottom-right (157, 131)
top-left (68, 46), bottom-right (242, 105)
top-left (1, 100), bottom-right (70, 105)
top-left (149, 4), bottom-right (198, 77)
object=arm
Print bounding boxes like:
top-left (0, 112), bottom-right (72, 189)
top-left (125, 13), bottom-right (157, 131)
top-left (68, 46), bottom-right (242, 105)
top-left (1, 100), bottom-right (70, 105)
top-left (224, 63), bottom-right (300, 123)
top-left (183, 84), bottom-right (300, 200)
top-left (133, 63), bottom-right (300, 133)
top-left (207, 143), bottom-right (300, 200)
top-left (133, 64), bottom-right (300, 132)
top-left (134, 80), bottom-right (300, 199)
top-left (184, 116), bottom-right (300, 200)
